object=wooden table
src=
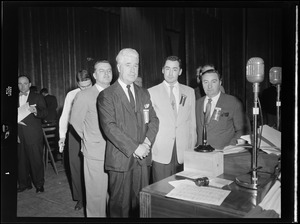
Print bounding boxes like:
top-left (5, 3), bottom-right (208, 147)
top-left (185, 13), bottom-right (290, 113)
top-left (140, 151), bottom-right (279, 218)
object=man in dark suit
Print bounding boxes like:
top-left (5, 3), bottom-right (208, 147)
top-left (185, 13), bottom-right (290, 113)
top-left (97, 48), bottom-right (159, 217)
top-left (196, 68), bottom-right (249, 150)
top-left (18, 75), bottom-right (48, 193)
top-left (40, 88), bottom-right (58, 124)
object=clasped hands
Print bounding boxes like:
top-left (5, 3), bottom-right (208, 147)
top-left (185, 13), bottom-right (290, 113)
top-left (133, 143), bottom-right (150, 160)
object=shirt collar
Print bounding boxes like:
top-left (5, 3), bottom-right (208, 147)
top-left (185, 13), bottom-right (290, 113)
top-left (95, 83), bottom-right (105, 92)
top-left (205, 91), bottom-right (221, 103)
top-left (163, 80), bottom-right (179, 88)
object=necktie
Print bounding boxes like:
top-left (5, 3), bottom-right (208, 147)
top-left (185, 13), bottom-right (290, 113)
top-left (205, 98), bottom-right (212, 124)
top-left (19, 92), bottom-right (28, 96)
top-left (170, 85), bottom-right (177, 116)
top-left (127, 85), bottom-right (135, 111)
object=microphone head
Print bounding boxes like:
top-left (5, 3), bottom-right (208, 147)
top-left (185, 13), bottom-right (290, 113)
top-left (246, 57), bottom-right (264, 83)
top-left (269, 67), bottom-right (282, 85)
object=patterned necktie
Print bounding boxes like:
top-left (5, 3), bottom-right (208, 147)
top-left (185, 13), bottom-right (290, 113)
top-left (170, 85), bottom-right (177, 116)
top-left (205, 98), bottom-right (212, 124)
top-left (127, 85), bottom-right (135, 111)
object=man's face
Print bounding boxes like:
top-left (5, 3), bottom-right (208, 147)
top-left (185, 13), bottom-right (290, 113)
top-left (78, 79), bottom-right (92, 90)
top-left (162, 60), bottom-right (182, 85)
top-left (18, 77), bottom-right (31, 93)
top-left (93, 62), bottom-right (113, 86)
top-left (118, 56), bottom-right (139, 85)
top-left (201, 72), bottom-right (221, 98)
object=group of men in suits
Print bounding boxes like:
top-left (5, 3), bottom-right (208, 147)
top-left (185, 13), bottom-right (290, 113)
top-left (17, 47), bottom-right (249, 218)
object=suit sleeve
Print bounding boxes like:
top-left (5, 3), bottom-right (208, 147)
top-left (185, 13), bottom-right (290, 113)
top-left (230, 98), bottom-right (248, 145)
top-left (97, 90), bottom-right (139, 157)
top-left (144, 89), bottom-right (159, 145)
top-left (35, 94), bottom-right (48, 119)
top-left (69, 92), bottom-right (87, 139)
top-left (189, 89), bottom-right (197, 148)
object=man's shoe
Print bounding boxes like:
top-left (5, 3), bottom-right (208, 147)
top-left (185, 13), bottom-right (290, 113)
top-left (74, 201), bottom-right (83, 211)
top-left (36, 186), bottom-right (44, 193)
top-left (17, 185), bottom-right (32, 193)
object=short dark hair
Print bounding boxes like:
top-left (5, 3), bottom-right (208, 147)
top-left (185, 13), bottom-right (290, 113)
top-left (93, 60), bottom-right (111, 72)
top-left (18, 75), bottom-right (31, 83)
top-left (40, 88), bottom-right (48, 94)
top-left (163, 56), bottom-right (182, 68)
top-left (200, 69), bottom-right (222, 81)
top-left (76, 70), bottom-right (91, 82)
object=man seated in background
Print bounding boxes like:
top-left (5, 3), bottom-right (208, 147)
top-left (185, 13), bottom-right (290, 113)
top-left (196, 67), bottom-right (250, 150)
top-left (40, 88), bottom-right (58, 124)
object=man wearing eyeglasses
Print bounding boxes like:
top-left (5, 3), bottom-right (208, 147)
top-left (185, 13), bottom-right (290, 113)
top-left (58, 70), bottom-right (92, 211)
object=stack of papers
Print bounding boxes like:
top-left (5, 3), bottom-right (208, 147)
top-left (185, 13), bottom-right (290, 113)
top-left (240, 125), bottom-right (281, 156)
top-left (166, 182), bottom-right (231, 206)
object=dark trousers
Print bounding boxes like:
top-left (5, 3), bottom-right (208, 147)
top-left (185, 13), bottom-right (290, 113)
top-left (18, 125), bottom-right (44, 189)
top-left (68, 127), bottom-right (84, 202)
top-left (152, 141), bottom-right (183, 183)
top-left (108, 162), bottom-right (149, 217)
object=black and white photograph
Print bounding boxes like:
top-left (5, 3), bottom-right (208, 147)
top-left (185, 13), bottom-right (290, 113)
top-left (1, 1), bottom-right (298, 223)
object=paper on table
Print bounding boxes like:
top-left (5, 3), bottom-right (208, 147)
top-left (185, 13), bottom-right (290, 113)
top-left (240, 125), bottom-right (281, 156)
top-left (220, 145), bottom-right (249, 155)
top-left (18, 102), bottom-right (31, 123)
top-left (168, 179), bottom-right (195, 188)
top-left (165, 183), bottom-right (231, 206)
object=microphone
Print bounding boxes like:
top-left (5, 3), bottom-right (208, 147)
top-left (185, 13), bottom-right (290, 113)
top-left (194, 112), bottom-right (214, 153)
top-left (269, 67), bottom-right (282, 85)
top-left (235, 57), bottom-right (266, 190)
top-left (269, 67), bottom-right (282, 131)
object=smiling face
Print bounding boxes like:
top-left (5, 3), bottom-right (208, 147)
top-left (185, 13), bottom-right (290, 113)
top-left (117, 55), bottom-right (139, 85)
top-left (162, 60), bottom-right (182, 85)
top-left (201, 71), bottom-right (222, 98)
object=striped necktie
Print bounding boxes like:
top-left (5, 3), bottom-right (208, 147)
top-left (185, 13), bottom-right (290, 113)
top-left (205, 98), bottom-right (212, 124)
top-left (127, 85), bottom-right (135, 111)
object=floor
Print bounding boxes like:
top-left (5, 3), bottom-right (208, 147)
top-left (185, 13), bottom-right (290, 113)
top-left (17, 157), bottom-right (86, 219)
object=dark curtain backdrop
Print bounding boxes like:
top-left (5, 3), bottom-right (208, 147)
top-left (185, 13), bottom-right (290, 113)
top-left (18, 6), bottom-right (283, 121)
top-left (18, 7), bottom-right (120, 114)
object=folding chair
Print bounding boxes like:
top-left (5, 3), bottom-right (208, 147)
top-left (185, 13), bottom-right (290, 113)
top-left (42, 123), bottom-right (58, 175)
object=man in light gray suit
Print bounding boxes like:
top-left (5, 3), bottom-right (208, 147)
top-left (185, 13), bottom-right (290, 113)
top-left (70, 60), bottom-right (112, 217)
top-left (148, 56), bottom-right (197, 183)
top-left (196, 68), bottom-right (250, 149)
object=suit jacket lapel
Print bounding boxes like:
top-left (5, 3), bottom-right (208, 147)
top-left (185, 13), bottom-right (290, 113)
top-left (208, 93), bottom-right (224, 129)
top-left (161, 83), bottom-right (176, 121)
top-left (115, 82), bottom-right (136, 115)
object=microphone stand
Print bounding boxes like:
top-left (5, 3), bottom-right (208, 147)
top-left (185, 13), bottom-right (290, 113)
top-left (235, 83), bottom-right (271, 190)
top-left (276, 84), bottom-right (281, 131)
top-left (194, 112), bottom-right (214, 152)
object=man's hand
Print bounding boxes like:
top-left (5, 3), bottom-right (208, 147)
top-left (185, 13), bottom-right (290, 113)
top-left (28, 104), bottom-right (37, 115)
top-left (58, 138), bottom-right (65, 153)
top-left (134, 144), bottom-right (150, 160)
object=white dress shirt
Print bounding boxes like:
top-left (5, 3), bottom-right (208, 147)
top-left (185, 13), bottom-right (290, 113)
top-left (59, 88), bottom-right (81, 139)
top-left (163, 80), bottom-right (179, 113)
top-left (19, 91), bottom-right (30, 107)
top-left (118, 79), bottom-right (136, 102)
top-left (204, 91), bottom-right (221, 117)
